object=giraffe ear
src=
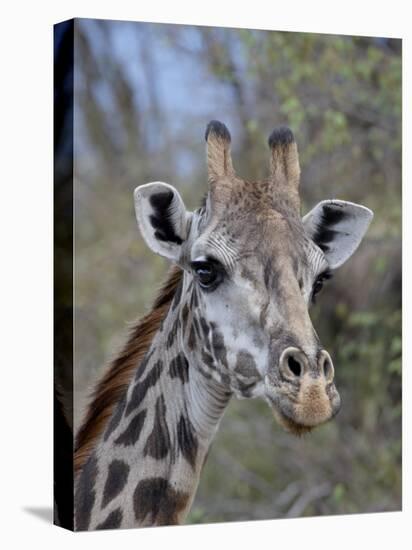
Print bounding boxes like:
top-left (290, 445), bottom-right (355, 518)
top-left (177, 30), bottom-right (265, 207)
top-left (302, 200), bottom-right (374, 269)
top-left (134, 182), bottom-right (190, 261)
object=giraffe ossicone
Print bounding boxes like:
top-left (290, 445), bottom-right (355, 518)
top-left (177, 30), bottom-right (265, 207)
top-left (74, 120), bottom-right (373, 530)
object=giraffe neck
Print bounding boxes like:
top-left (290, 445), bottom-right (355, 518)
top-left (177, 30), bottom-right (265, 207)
top-left (75, 274), bottom-right (232, 530)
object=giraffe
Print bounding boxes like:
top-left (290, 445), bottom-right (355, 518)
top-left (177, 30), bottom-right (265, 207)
top-left (74, 121), bottom-right (373, 530)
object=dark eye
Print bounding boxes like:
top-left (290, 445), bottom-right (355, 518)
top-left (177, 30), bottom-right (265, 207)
top-left (312, 279), bottom-right (324, 298)
top-left (190, 260), bottom-right (224, 291)
top-left (311, 269), bottom-right (333, 303)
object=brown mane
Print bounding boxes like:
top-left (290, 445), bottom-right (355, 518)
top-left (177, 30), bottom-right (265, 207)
top-left (74, 265), bottom-right (183, 475)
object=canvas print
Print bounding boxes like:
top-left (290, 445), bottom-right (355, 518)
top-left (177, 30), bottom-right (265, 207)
top-left (54, 19), bottom-right (402, 531)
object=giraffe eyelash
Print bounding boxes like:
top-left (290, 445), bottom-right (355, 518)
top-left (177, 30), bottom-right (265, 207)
top-left (319, 268), bottom-right (333, 281)
top-left (311, 269), bottom-right (333, 304)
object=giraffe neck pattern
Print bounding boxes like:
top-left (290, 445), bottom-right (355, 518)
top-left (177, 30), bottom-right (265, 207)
top-left (74, 272), bottom-right (232, 530)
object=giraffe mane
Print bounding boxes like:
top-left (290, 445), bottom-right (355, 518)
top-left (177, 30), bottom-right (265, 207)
top-left (74, 265), bottom-right (183, 475)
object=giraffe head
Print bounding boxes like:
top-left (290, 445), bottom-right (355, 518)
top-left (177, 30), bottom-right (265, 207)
top-left (134, 121), bottom-right (373, 435)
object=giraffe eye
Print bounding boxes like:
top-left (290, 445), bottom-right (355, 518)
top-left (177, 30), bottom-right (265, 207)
top-left (311, 269), bottom-right (333, 303)
top-left (190, 260), bottom-right (224, 291)
top-left (312, 278), bottom-right (324, 297)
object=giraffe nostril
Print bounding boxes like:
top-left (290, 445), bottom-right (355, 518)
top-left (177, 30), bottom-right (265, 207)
top-left (319, 350), bottom-right (335, 383)
top-left (279, 347), bottom-right (308, 381)
top-left (288, 355), bottom-right (302, 377)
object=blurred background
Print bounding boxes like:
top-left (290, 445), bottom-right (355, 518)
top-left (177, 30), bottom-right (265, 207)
top-left (73, 19), bottom-right (401, 522)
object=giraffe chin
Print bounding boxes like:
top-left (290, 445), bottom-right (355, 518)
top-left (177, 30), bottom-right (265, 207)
top-left (270, 407), bottom-right (315, 436)
top-left (268, 396), bottom-right (339, 436)
top-left (264, 375), bottom-right (341, 436)
top-left (265, 391), bottom-right (335, 436)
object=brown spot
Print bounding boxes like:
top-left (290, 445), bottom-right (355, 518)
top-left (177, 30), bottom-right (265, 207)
top-left (234, 350), bottom-right (259, 378)
top-left (133, 477), bottom-right (189, 526)
top-left (188, 322), bottom-right (197, 350)
top-left (167, 318), bottom-right (180, 348)
top-left (125, 360), bottom-right (163, 416)
top-left (144, 395), bottom-right (171, 459)
top-left (171, 280), bottom-right (183, 310)
top-left (177, 415), bottom-right (198, 469)
top-left (191, 288), bottom-right (199, 308)
top-left (199, 316), bottom-right (210, 337)
top-left (103, 395), bottom-right (126, 442)
top-left (114, 409), bottom-right (147, 446)
top-left (101, 460), bottom-right (130, 509)
top-left (181, 303), bottom-right (189, 326)
top-left (169, 353), bottom-right (189, 383)
top-left (211, 326), bottom-right (228, 367)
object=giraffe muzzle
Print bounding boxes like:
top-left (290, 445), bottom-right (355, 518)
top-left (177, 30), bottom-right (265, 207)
top-left (265, 347), bottom-right (341, 435)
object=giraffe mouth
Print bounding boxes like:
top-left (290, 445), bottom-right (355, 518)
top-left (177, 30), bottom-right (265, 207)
top-left (265, 393), bottom-right (314, 435)
top-left (270, 406), bottom-right (315, 436)
top-left (265, 385), bottom-right (340, 436)
top-left (266, 392), bottom-right (339, 436)
top-left (264, 371), bottom-right (341, 436)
